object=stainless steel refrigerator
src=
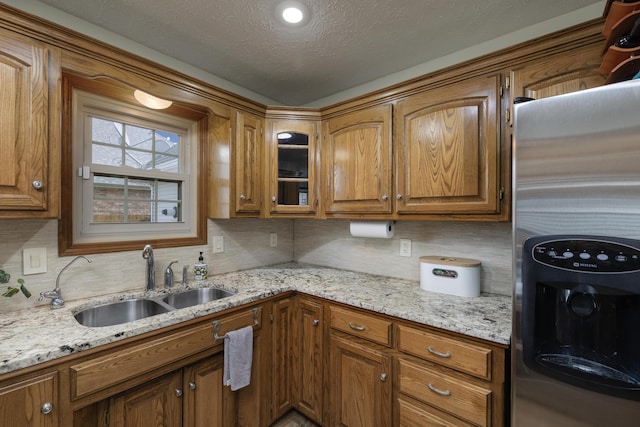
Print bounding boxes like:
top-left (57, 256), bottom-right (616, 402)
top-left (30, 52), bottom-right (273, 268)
top-left (512, 80), bottom-right (640, 426)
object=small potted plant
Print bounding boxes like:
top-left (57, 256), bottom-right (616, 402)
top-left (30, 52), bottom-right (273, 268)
top-left (0, 267), bottom-right (31, 298)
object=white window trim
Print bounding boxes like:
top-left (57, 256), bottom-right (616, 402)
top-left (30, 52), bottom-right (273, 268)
top-left (71, 89), bottom-right (199, 245)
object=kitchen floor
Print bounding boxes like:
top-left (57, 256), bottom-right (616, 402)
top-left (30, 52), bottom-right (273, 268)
top-left (270, 410), bottom-right (320, 427)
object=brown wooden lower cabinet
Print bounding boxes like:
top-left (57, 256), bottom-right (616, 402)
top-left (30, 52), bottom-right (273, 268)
top-left (2, 295), bottom-right (507, 427)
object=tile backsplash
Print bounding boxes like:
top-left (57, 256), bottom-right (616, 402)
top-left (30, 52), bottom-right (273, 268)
top-left (0, 217), bottom-right (512, 313)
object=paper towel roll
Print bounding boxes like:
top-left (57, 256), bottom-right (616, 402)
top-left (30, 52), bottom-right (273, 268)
top-left (349, 221), bottom-right (395, 238)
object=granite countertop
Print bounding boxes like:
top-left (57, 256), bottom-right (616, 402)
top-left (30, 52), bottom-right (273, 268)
top-left (0, 263), bottom-right (512, 375)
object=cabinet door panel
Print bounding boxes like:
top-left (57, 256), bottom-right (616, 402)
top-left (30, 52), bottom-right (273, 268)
top-left (109, 371), bottom-right (182, 427)
top-left (293, 298), bottom-right (324, 422)
top-left (234, 111), bottom-right (263, 216)
top-left (511, 43), bottom-right (605, 102)
top-left (330, 335), bottom-right (391, 427)
top-left (271, 298), bottom-right (292, 420)
top-left (0, 372), bottom-right (58, 427)
top-left (395, 75), bottom-right (500, 215)
top-left (323, 105), bottom-right (392, 214)
top-left (184, 353), bottom-right (236, 427)
top-left (0, 30), bottom-right (49, 211)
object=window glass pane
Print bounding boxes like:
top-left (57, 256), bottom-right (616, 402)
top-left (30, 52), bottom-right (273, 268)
top-left (125, 124), bottom-right (154, 151)
top-left (92, 144), bottom-right (123, 167)
top-left (278, 148), bottom-right (308, 178)
top-left (92, 117), bottom-right (122, 147)
top-left (125, 148), bottom-right (154, 169)
top-left (277, 131), bottom-right (308, 146)
top-left (278, 181), bottom-right (308, 206)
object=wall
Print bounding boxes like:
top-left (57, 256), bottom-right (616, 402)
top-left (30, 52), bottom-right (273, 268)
top-left (294, 220), bottom-right (512, 296)
top-left (0, 218), bottom-right (294, 313)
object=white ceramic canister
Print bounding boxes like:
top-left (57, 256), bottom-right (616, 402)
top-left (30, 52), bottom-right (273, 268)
top-left (419, 256), bottom-right (481, 297)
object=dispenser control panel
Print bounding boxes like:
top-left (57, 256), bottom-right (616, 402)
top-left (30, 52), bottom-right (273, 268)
top-left (527, 236), bottom-right (640, 273)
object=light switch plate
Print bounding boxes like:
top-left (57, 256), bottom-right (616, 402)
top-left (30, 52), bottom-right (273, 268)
top-left (400, 239), bottom-right (412, 257)
top-left (213, 236), bottom-right (224, 253)
top-left (269, 233), bottom-right (278, 247)
top-left (23, 248), bottom-right (47, 275)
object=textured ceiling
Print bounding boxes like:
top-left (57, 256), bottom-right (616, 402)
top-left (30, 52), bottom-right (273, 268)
top-left (37, 0), bottom-right (602, 105)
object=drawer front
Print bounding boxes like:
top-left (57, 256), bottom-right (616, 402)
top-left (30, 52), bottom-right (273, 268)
top-left (330, 305), bottom-right (392, 346)
top-left (71, 322), bottom-right (214, 399)
top-left (398, 358), bottom-right (491, 427)
top-left (398, 324), bottom-right (491, 379)
top-left (398, 396), bottom-right (474, 427)
top-left (71, 306), bottom-right (262, 399)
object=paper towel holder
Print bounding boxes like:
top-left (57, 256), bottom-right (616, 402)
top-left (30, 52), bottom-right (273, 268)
top-left (349, 220), bottom-right (396, 239)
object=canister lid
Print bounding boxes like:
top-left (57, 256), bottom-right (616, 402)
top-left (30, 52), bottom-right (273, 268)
top-left (420, 256), bottom-right (481, 267)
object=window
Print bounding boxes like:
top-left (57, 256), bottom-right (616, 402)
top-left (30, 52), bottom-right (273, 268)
top-left (60, 75), bottom-right (207, 255)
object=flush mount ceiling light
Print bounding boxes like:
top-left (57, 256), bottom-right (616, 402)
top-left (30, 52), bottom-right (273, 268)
top-left (275, 1), bottom-right (310, 26)
top-left (133, 89), bottom-right (173, 109)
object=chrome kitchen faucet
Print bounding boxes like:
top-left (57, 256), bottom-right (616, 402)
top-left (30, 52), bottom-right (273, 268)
top-left (39, 255), bottom-right (92, 308)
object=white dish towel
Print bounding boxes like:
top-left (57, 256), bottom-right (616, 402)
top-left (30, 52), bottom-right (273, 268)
top-left (223, 325), bottom-right (253, 391)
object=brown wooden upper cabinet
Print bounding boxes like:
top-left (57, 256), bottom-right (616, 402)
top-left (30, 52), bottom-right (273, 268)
top-left (266, 119), bottom-right (319, 217)
top-left (322, 105), bottom-right (393, 215)
top-left (510, 43), bottom-right (605, 110)
top-left (394, 74), bottom-right (502, 216)
top-left (233, 111), bottom-right (264, 217)
top-left (0, 29), bottom-right (60, 218)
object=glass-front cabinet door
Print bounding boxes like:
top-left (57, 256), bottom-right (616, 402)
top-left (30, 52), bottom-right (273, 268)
top-left (266, 118), bottom-right (319, 217)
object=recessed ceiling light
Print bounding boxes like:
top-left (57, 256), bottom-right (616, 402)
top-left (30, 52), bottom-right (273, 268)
top-left (275, 1), bottom-right (310, 26)
top-left (282, 7), bottom-right (303, 24)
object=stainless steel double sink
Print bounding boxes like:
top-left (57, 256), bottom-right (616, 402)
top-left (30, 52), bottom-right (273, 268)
top-left (74, 287), bottom-right (235, 327)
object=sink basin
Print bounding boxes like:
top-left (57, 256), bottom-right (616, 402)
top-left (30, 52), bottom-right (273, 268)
top-left (163, 288), bottom-right (235, 309)
top-left (75, 298), bottom-right (171, 327)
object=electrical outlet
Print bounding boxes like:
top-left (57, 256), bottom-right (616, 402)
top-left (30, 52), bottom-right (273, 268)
top-left (270, 233), bottom-right (278, 247)
top-left (400, 239), bottom-right (412, 257)
top-left (213, 235), bottom-right (224, 253)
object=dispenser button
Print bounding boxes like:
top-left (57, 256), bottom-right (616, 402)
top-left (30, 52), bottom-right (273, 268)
top-left (596, 253), bottom-right (609, 261)
top-left (563, 251), bottom-right (574, 259)
top-left (579, 252), bottom-right (591, 260)
top-left (616, 255), bottom-right (628, 262)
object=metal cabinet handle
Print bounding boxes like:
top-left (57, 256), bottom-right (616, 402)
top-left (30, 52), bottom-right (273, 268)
top-left (313, 319), bottom-right (320, 326)
top-left (189, 382), bottom-right (196, 390)
top-left (428, 346), bottom-right (451, 358)
top-left (348, 322), bottom-right (366, 331)
top-left (239, 194), bottom-right (246, 200)
top-left (428, 383), bottom-right (451, 396)
top-left (396, 194), bottom-right (403, 200)
top-left (380, 373), bottom-right (388, 382)
top-left (175, 388), bottom-right (183, 397)
top-left (272, 196), bottom-right (277, 202)
top-left (40, 402), bottom-right (53, 415)
top-left (382, 194), bottom-right (388, 201)
top-left (32, 180), bottom-right (43, 190)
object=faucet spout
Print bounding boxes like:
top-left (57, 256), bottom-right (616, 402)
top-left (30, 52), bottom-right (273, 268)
top-left (142, 244), bottom-right (155, 291)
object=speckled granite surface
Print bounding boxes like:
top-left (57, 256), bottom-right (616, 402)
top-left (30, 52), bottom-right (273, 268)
top-left (0, 263), bottom-right (511, 375)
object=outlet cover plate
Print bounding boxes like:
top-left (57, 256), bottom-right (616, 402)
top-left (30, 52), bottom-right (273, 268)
top-left (23, 248), bottom-right (47, 275)
top-left (213, 236), bottom-right (224, 253)
top-left (400, 239), bottom-right (412, 257)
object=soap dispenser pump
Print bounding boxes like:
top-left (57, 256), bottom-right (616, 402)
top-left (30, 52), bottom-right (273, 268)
top-left (194, 252), bottom-right (207, 282)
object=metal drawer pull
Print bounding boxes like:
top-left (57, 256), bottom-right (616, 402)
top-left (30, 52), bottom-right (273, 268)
top-left (32, 180), bottom-right (43, 190)
top-left (380, 373), bottom-right (388, 382)
top-left (189, 382), bottom-right (196, 390)
top-left (428, 383), bottom-right (451, 396)
top-left (428, 346), bottom-right (451, 358)
top-left (175, 388), bottom-right (183, 397)
top-left (348, 322), bottom-right (366, 331)
top-left (40, 402), bottom-right (53, 415)
top-left (313, 319), bottom-right (320, 326)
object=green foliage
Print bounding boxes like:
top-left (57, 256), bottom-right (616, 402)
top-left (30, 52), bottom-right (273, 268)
top-left (0, 268), bottom-right (31, 298)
